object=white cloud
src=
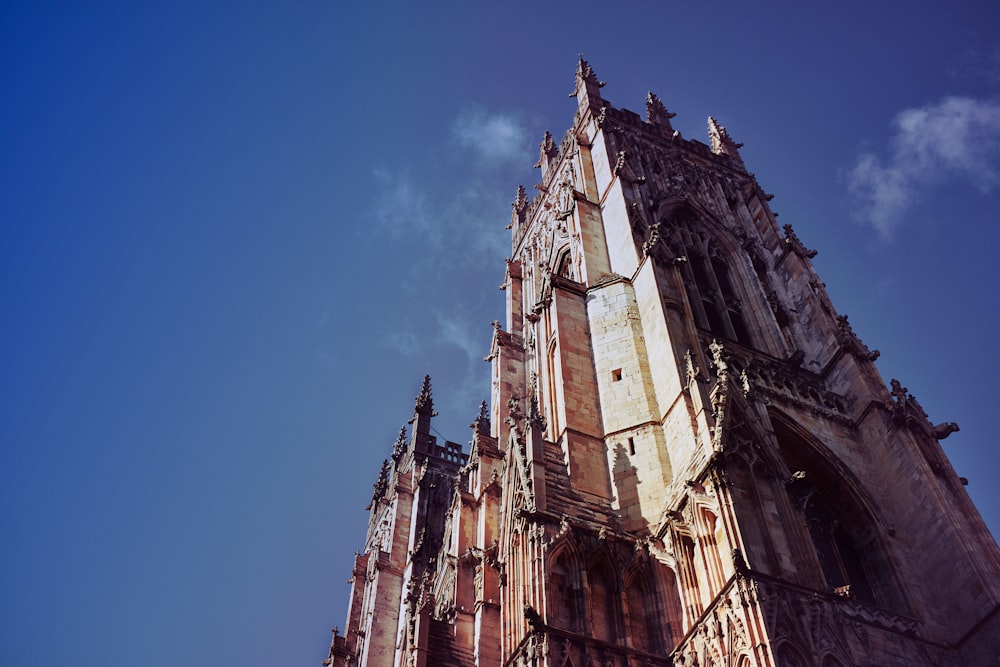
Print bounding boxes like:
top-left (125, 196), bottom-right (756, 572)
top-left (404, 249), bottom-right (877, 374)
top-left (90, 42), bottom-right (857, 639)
top-left (436, 313), bottom-right (485, 368)
top-left (368, 167), bottom-right (509, 268)
top-left (847, 95), bottom-right (1000, 237)
top-left (435, 312), bottom-right (491, 410)
top-left (371, 168), bottom-right (434, 242)
top-left (452, 108), bottom-right (531, 166)
top-left (382, 330), bottom-right (421, 357)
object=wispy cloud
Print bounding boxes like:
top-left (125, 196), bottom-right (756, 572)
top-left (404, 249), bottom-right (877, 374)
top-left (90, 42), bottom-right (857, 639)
top-left (435, 312), bottom-right (491, 409)
top-left (436, 313), bottom-right (485, 369)
top-left (368, 167), bottom-right (510, 267)
top-left (382, 330), bottom-right (421, 357)
top-left (371, 168), bottom-right (434, 242)
top-left (847, 95), bottom-right (1000, 238)
top-left (451, 108), bottom-right (531, 166)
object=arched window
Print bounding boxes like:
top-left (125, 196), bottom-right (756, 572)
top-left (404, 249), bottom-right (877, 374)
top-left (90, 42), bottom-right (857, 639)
top-left (587, 559), bottom-right (621, 643)
top-left (804, 497), bottom-right (876, 604)
top-left (547, 549), bottom-right (582, 631)
top-left (625, 569), bottom-right (664, 653)
top-left (666, 213), bottom-right (752, 345)
top-left (772, 415), bottom-right (901, 610)
top-left (775, 641), bottom-right (810, 667)
top-left (554, 247), bottom-right (576, 281)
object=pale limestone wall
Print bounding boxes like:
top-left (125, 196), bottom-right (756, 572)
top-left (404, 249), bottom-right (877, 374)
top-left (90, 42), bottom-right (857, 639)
top-left (600, 181), bottom-right (639, 278)
top-left (587, 278), bottom-right (658, 434)
top-left (575, 198), bottom-right (611, 284)
top-left (631, 261), bottom-right (682, 415)
top-left (591, 128), bottom-right (612, 197)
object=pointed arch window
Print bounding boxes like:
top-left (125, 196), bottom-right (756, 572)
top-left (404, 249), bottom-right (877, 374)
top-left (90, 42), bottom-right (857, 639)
top-left (804, 498), bottom-right (876, 604)
top-left (547, 550), bottom-right (583, 631)
top-left (773, 416), bottom-right (902, 610)
top-left (554, 246), bottom-right (576, 281)
top-left (667, 215), bottom-right (752, 345)
top-left (587, 559), bottom-right (621, 643)
top-left (625, 569), bottom-right (665, 654)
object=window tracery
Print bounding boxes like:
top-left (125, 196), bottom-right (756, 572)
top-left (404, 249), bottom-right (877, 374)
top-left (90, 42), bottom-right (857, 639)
top-left (664, 213), bottom-right (752, 345)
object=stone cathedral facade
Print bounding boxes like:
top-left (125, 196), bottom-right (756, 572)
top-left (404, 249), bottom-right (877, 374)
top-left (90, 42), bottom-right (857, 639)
top-left (323, 61), bottom-right (1000, 666)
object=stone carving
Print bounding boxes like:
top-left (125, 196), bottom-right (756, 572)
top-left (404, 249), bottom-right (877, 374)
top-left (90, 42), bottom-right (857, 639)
top-left (684, 348), bottom-right (701, 386)
top-left (535, 131), bottom-right (558, 169)
top-left (782, 224), bottom-right (817, 259)
top-left (555, 163), bottom-right (577, 219)
top-left (932, 422), bottom-right (959, 440)
top-left (707, 116), bottom-right (744, 169)
top-left (369, 459), bottom-right (391, 507)
top-left (508, 184), bottom-right (529, 230)
top-left (415, 374), bottom-right (434, 413)
top-left (391, 425), bottom-right (407, 462)
top-left (836, 315), bottom-right (880, 362)
top-left (642, 221), bottom-right (661, 257)
top-left (596, 105), bottom-right (608, 127)
top-left (646, 91), bottom-right (676, 130)
top-left (766, 289), bottom-right (788, 326)
top-left (573, 56), bottom-right (605, 92)
top-left (472, 400), bottom-right (491, 436)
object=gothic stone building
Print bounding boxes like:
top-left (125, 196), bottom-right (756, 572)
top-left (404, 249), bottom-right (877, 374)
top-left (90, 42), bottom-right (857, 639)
top-left (324, 60), bottom-right (1000, 666)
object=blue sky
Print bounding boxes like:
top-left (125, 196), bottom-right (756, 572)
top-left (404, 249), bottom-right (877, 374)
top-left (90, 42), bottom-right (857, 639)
top-left (2, 2), bottom-right (998, 665)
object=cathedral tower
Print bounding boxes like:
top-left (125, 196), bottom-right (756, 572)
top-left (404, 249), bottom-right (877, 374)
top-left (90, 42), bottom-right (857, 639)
top-left (325, 60), bottom-right (1000, 667)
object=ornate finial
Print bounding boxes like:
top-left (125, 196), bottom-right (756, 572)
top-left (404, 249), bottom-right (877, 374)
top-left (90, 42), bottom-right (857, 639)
top-left (740, 368), bottom-right (752, 396)
top-left (836, 315), bottom-right (879, 362)
top-left (570, 56), bottom-right (605, 97)
top-left (506, 393), bottom-right (523, 424)
top-left (709, 339), bottom-right (728, 378)
top-left (646, 92), bottom-right (676, 130)
top-left (527, 392), bottom-right (546, 430)
top-left (534, 131), bottom-right (558, 169)
top-left (472, 401), bottom-right (491, 436)
top-left (889, 379), bottom-right (909, 403)
top-left (707, 116), bottom-right (745, 168)
top-left (391, 425), bottom-right (407, 461)
top-left (370, 459), bottom-right (391, 506)
top-left (415, 374), bottom-right (434, 414)
top-left (525, 373), bottom-right (546, 429)
top-left (513, 185), bottom-right (528, 214)
top-left (684, 349), bottom-right (701, 386)
top-left (641, 221), bottom-right (661, 257)
top-left (509, 185), bottom-right (528, 229)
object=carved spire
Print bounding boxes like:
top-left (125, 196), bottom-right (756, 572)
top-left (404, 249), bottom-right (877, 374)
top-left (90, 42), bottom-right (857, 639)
top-left (410, 375), bottom-right (436, 447)
top-left (707, 116), bottom-right (745, 169)
top-left (572, 56), bottom-right (605, 93)
top-left (569, 56), bottom-right (605, 113)
top-left (534, 131), bottom-right (558, 170)
top-left (391, 425), bottom-right (407, 462)
top-left (646, 92), bottom-right (676, 131)
top-left (508, 185), bottom-right (528, 230)
top-left (472, 400), bottom-right (491, 436)
top-left (527, 392), bottom-right (546, 431)
top-left (368, 459), bottom-right (391, 508)
top-left (415, 374), bottom-right (433, 414)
